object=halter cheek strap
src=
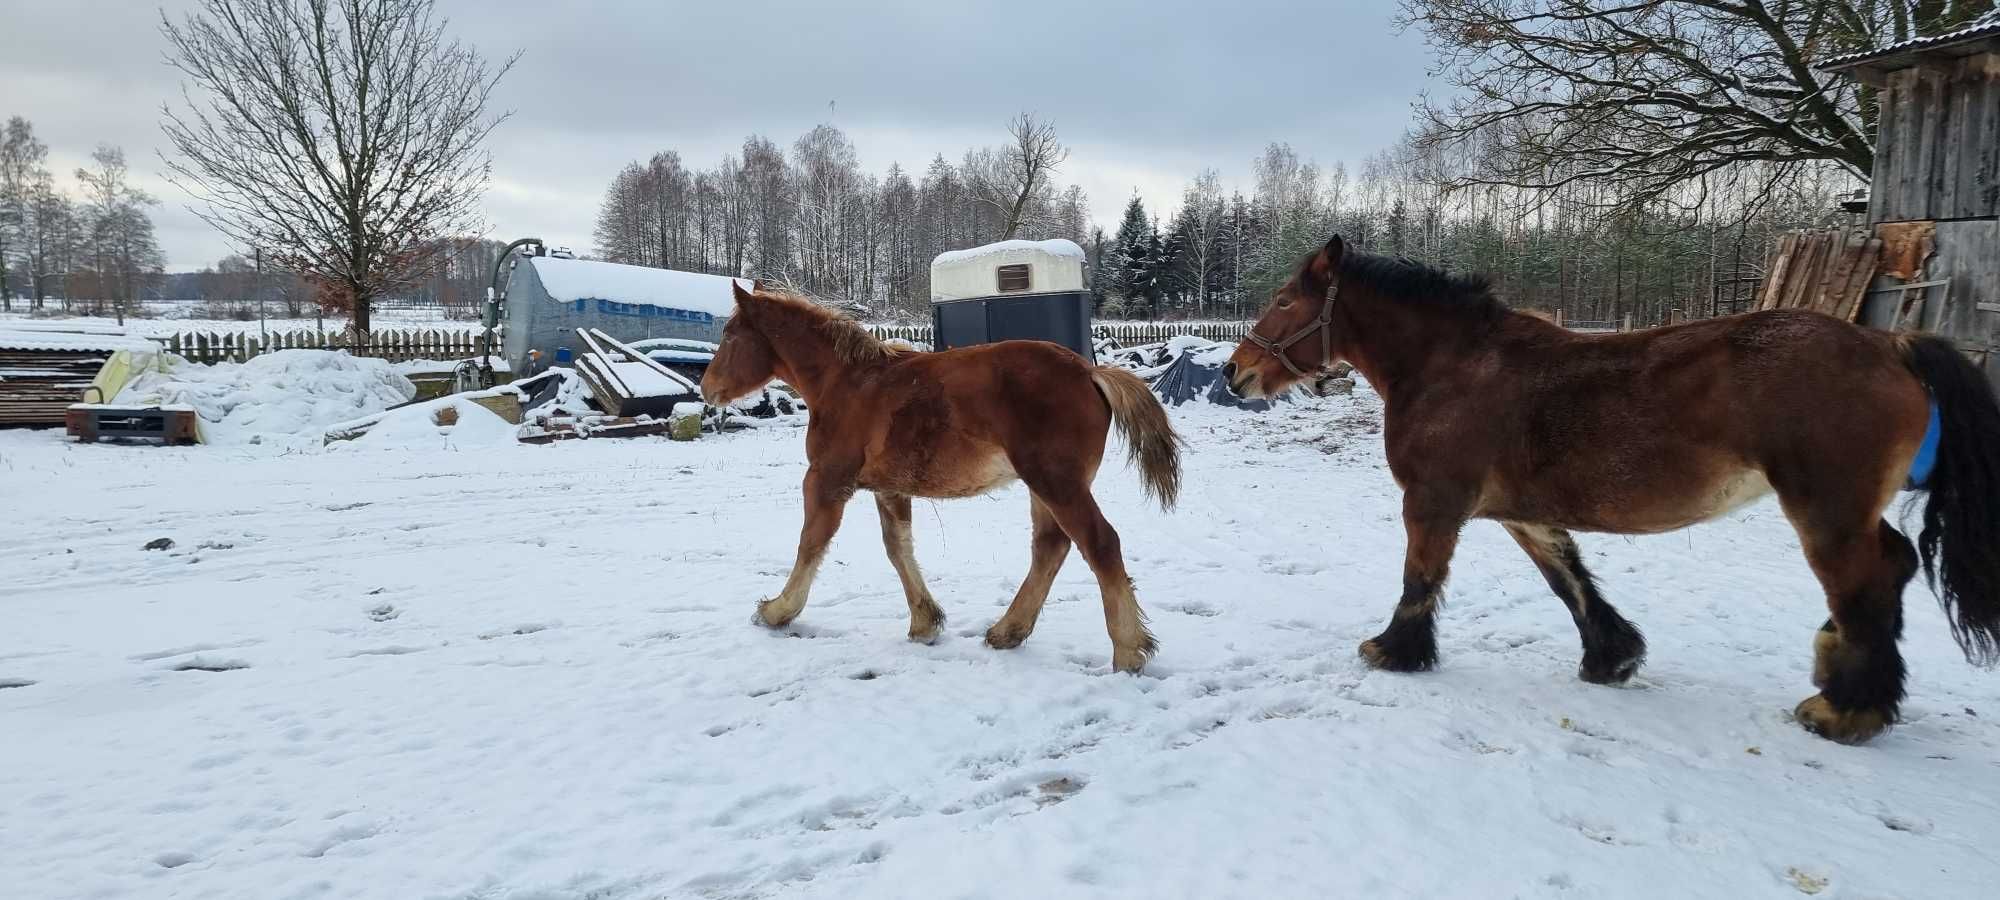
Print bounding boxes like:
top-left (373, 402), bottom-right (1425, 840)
top-left (1244, 278), bottom-right (1339, 379)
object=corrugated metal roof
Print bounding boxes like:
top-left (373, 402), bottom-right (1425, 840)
top-left (1822, 10), bottom-right (2000, 70)
top-left (0, 329), bottom-right (160, 353)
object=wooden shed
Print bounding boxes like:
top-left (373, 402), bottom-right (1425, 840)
top-left (1824, 11), bottom-right (2000, 381)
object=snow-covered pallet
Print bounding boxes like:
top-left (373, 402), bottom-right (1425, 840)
top-left (572, 328), bottom-right (701, 418)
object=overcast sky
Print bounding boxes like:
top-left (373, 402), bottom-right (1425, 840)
top-left (0, 0), bottom-right (1435, 271)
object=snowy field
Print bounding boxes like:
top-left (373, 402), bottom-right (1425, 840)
top-left (3, 386), bottom-right (1996, 900)
top-left (0, 307), bottom-right (470, 338)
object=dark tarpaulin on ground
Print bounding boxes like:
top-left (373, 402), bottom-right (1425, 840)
top-left (1150, 348), bottom-right (1284, 411)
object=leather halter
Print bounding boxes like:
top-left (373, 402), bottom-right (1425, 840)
top-left (1243, 278), bottom-right (1339, 379)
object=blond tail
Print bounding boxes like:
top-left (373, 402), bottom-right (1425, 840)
top-left (1090, 367), bottom-right (1185, 510)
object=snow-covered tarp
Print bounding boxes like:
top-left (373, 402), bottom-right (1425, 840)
top-left (526, 256), bottom-right (749, 318)
top-left (112, 349), bottom-right (415, 446)
top-left (337, 394), bottom-right (523, 451)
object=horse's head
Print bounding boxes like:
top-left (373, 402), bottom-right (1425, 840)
top-left (1225, 235), bottom-right (1346, 399)
top-left (701, 282), bottom-right (780, 405)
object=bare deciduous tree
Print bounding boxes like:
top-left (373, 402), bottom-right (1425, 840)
top-left (968, 112), bottom-right (1070, 241)
top-left (1399, 0), bottom-right (1993, 211)
top-left (160, 0), bottom-right (516, 333)
top-left (73, 146), bottom-right (165, 320)
top-left (0, 116), bottom-right (47, 310)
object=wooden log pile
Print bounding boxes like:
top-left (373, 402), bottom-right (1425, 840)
top-left (1757, 229), bottom-right (1885, 321)
top-left (0, 347), bottom-right (117, 426)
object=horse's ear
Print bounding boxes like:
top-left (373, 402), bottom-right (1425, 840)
top-left (1309, 234), bottom-right (1345, 283)
top-left (731, 280), bottom-right (755, 303)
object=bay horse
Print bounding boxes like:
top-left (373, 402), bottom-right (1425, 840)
top-left (700, 283), bottom-right (1183, 672)
top-left (1225, 235), bottom-right (2000, 743)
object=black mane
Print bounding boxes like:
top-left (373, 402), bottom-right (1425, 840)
top-left (1320, 250), bottom-right (1501, 318)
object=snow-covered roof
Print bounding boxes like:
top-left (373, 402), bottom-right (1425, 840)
top-left (525, 256), bottom-right (750, 317)
top-left (1822, 10), bottom-right (2000, 71)
top-left (0, 328), bottom-right (159, 353)
top-left (931, 239), bottom-right (1085, 268)
top-left (929, 239), bottom-right (1089, 303)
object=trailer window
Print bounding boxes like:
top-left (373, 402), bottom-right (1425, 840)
top-left (996, 264), bottom-right (1031, 293)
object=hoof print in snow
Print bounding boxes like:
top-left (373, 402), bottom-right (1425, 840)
top-left (1034, 776), bottom-right (1085, 808)
top-left (478, 623), bottom-right (551, 640)
top-left (196, 541), bottom-right (235, 551)
top-left (302, 823), bottom-right (379, 858)
top-left (143, 537), bottom-right (175, 551)
top-left (153, 851), bottom-right (195, 869)
top-left (1877, 812), bottom-right (1934, 835)
top-left (365, 604), bottom-right (399, 622)
top-left (172, 657), bottom-right (250, 673)
top-left (1161, 600), bottom-right (1220, 618)
top-left (1785, 867), bottom-right (1829, 895)
top-left (0, 677), bottom-right (36, 690)
top-left (325, 502), bottom-right (372, 512)
top-left (849, 669), bottom-right (882, 681)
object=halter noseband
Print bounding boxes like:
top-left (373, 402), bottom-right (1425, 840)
top-left (1244, 278), bottom-right (1339, 379)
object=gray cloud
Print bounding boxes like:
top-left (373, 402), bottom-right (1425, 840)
top-left (0, 0), bottom-right (1432, 270)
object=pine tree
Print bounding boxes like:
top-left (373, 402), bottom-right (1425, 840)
top-left (1106, 195), bottom-right (1151, 314)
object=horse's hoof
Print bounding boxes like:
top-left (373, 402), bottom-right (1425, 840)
top-left (1579, 654), bottom-right (1642, 685)
top-left (753, 599), bottom-right (797, 629)
top-left (908, 623), bottom-right (944, 645)
top-left (1793, 694), bottom-right (1890, 744)
top-left (984, 624), bottom-right (1028, 650)
top-left (1360, 638), bottom-right (1436, 673)
top-left (1111, 646), bottom-right (1149, 674)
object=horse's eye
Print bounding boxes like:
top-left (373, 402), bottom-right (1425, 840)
top-left (1276, 298), bottom-right (1292, 309)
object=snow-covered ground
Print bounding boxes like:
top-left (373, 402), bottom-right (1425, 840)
top-left (2, 386), bottom-right (1995, 900)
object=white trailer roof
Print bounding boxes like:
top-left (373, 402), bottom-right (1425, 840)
top-left (526, 256), bottom-right (750, 317)
top-left (929, 239), bottom-right (1086, 303)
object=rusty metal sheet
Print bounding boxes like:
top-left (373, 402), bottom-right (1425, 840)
top-left (1874, 220), bottom-right (1937, 280)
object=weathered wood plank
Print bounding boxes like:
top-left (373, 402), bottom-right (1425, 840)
top-left (1871, 76), bottom-right (1900, 223)
top-left (1908, 68), bottom-right (1940, 222)
top-left (1979, 57), bottom-right (2000, 219)
top-left (1833, 240), bottom-right (1883, 323)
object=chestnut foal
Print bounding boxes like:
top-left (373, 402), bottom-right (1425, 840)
top-left (1227, 235), bottom-right (2000, 743)
top-left (701, 284), bottom-right (1184, 672)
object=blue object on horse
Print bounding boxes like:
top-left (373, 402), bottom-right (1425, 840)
top-left (555, 346), bottom-right (574, 364)
top-left (1907, 401), bottom-right (1941, 490)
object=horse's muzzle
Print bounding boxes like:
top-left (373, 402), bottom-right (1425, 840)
top-left (1225, 366), bottom-right (1262, 399)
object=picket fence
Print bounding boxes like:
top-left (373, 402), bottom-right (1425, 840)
top-left (155, 321), bottom-right (1258, 365)
top-left (158, 329), bottom-right (488, 365)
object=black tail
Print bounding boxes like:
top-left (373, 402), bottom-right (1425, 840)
top-left (1903, 336), bottom-right (2000, 666)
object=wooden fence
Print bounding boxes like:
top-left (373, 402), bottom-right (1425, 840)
top-left (159, 313), bottom-right (1686, 366)
top-left (155, 321), bottom-right (1262, 365)
top-left (159, 329), bottom-right (486, 364)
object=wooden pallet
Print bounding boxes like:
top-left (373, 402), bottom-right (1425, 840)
top-left (66, 405), bottom-right (200, 445)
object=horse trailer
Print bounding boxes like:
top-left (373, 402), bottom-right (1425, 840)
top-left (929, 239), bottom-right (1093, 359)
